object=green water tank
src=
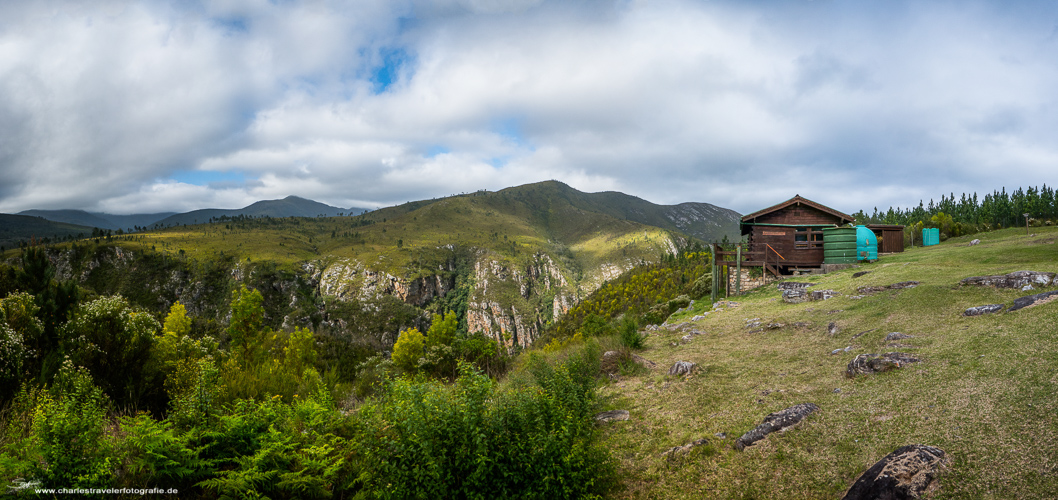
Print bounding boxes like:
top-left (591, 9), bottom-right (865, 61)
top-left (823, 227), bottom-right (857, 264)
top-left (856, 225), bottom-right (878, 260)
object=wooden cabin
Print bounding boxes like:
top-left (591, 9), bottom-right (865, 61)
top-left (865, 224), bottom-right (905, 253)
top-left (733, 195), bottom-right (855, 275)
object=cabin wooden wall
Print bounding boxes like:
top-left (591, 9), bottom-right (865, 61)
top-left (744, 204), bottom-right (847, 267)
top-left (878, 229), bottom-right (904, 253)
top-left (748, 226), bottom-right (825, 266)
top-left (752, 206), bottom-right (842, 225)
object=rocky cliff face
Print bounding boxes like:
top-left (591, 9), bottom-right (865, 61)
top-left (36, 232), bottom-right (678, 353)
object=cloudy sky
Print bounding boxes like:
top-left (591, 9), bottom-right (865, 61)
top-left (1, 0), bottom-right (1057, 216)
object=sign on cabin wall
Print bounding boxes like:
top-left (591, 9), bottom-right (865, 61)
top-left (762, 231), bottom-right (786, 236)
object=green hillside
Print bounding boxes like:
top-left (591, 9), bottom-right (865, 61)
top-left (113, 182), bottom-right (686, 282)
top-left (593, 225), bottom-right (1058, 498)
top-left (0, 214), bottom-right (94, 249)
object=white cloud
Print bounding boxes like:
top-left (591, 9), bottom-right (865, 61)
top-left (1, 0), bottom-right (1057, 216)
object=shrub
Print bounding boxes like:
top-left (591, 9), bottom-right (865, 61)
top-left (618, 317), bottom-right (645, 350)
top-left (31, 362), bottom-right (113, 489)
top-left (356, 355), bottom-right (614, 499)
top-left (391, 328), bottom-right (425, 372)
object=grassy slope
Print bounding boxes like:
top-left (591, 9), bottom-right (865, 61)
top-left (599, 226), bottom-right (1058, 499)
top-left (100, 187), bottom-right (677, 286)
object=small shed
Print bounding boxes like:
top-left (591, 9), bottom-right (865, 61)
top-left (865, 224), bottom-right (905, 253)
top-left (737, 195), bottom-right (855, 274)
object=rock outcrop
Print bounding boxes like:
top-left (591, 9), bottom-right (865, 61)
top-left (842, 444), bottom-right (947, 500)
top-left (661, 438), bottom-right (709, 459)
top-left (734, 403), bottom-right (819, 451)
top-left (963, 304), bottom-right (1005, 316)
top-left (846, 352), bottom-right (920, 377)
top-left (668, 361), bottom-right (696, 376)
top-left (857, 281), bottom-right (919, 294)
top-left (1008, 290), bottom-right (1058, 312)
top-left (594, 410), bottom-right (630, 422)
top-left (960, 270), bottom-right (1055, 289)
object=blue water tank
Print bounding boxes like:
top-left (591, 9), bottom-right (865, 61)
top-left (856, 225), bottom-right (878, 260)
top-left (922, 228), bottom-right (940, 246)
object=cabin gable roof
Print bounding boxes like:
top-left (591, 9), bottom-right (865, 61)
top-left (740, 195), bottom-right (855, 224)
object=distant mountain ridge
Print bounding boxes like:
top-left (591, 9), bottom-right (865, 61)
top-left (17, 196), bottom-right (367, 231)
top-left (0, 214), bottom-right (95, 249)
top-left (18, 209), bottom-right (176, 231)
top-left (149, 196), bottom-right (367, 228)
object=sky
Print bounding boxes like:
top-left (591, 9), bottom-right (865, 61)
top-left (1, 0), bottom-right (1057, 216)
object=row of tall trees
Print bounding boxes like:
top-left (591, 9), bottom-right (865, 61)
top-left (855, 185), bottom-right (1057, 229)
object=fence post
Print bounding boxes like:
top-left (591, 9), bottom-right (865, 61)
top-left (736, 244), bottom-right (742, 295)
top-left (710, 243), bottom-right (717, 304)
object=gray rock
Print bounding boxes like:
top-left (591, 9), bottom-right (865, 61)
top-left (810, 289), bottom-right (840, 301)
top-left (841, 444), bottom-right (948, 500)
top-left (734, 403), bottom-right (820, 451)
top-left (831, 346), bottom-right (853, 355)
top-left (962, 304), bottom-right (1005, 316)
top-left (668, 361), bottom-right (696, 376)
top-left (777, 282), bottom-right (816, 290)
top-left (594, 410), bottom-right (630, 422)
top-left (1009, 289), bottom-right (1058, 312)
top-left (884, 332), bottom-right (914, 341)
top-left (960, 270), bottom-right (1055, 289)
top-left (765, 322), bottom-right (786, 330)
top-left (661, 438), bottom-right (709, 458)
top-left (846, 352), bottom-right (920, 377)
top-left (827, 322), bottom-right (840, 336)
top-left (1021, 284), bottom-right (1035, 291)
top-left (857, 282), bottom-right (920, 294)
top-left (782, 288), bottom-right (808, 303)
top-left (969, 239), bottom-right (981, 246)
top-left (680, 334), bottom-right (694, 343)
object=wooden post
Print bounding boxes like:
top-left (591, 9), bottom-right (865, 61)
top-left (709, 244), bottom-right (717, 304)
top-left (736, 244), bottom-right (742, 296)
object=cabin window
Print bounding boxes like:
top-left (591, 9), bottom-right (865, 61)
top-left (795, 228), bottom-right (824, 249)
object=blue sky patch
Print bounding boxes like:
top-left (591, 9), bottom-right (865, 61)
top-left (426, 145), bottom-right (451, 157)
top-left (171, 170), bottom-right (248, 187)
top-left (371, 47), bottom-right (412, 94)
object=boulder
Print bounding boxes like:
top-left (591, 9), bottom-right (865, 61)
top-left (734, 403), bottom-right (819, 451)
top-left (841, 444), bottom-right (947, 500)
top-left (782, 288), bottom-right (808, 304)
top-left (884, 332), bottom-right (914, 341)
top-left (969, 239), bottom-right (981, 246)
top-left (660, 438), bottom-right (709, 459)
top-left (962, 304), bottom-right (1005, 316)
top-left (777, 282), bottom-right (816, 290)
top-left (960, 270), bottom-right (1055, 289)
top-left (827, 322), bottom-right (840, 336)
top-left (846, 352), bottom-right (920, 377)
top-left (1008, 290), bottom-right (1058, 312)
top-left (668, 361), bottom-right (696, 376)
top-left (594, 410), bottom-right (630, 422)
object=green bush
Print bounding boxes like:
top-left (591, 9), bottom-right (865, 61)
top-left (618, 317), bottom-right (644, 350)
top-left (356, 352), bottom-right (614, 499)
top-left (31, 362), bottom-right (113, 489)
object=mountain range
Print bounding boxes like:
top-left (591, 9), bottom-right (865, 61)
top-left (18, 196), bottom-right (367, 232)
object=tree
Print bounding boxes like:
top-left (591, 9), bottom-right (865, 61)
top-left (65, 295), bottom-right (160, 409)
top-left (392, 328), bottom-right (425, 372)
top-left (227, 285), bottom-right (264, 357)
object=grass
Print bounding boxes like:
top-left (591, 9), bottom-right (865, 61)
top-left (594, 226), bottom-right (1058, 498)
